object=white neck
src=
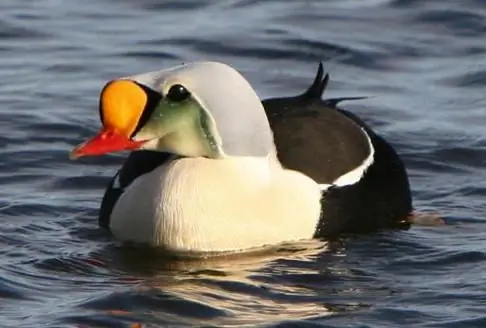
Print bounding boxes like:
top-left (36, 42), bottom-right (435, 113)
top-left (109, 155), bottom-right (322, 254)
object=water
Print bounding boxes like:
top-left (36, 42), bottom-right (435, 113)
top-left (1, 0), bottom-right (485, 327)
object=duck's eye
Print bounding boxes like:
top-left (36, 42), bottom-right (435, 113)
top-left (166, 84), bottom-right (190, 102)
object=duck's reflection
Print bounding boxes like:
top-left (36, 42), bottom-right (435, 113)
top-left (94, 239), bottom-right (359, 325)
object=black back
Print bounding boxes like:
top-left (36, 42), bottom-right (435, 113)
top-left (263, 65), bottom-right (371, 183)
top-left (98, 62), bottom-right (412, 236)
top-left (263, 63), bottom-right (412, 236)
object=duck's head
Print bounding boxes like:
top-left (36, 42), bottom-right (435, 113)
top-left (70, 61), bottom-right (274, 160)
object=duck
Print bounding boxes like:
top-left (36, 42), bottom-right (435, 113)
top-left (70, 61), bottom-right (412, 255)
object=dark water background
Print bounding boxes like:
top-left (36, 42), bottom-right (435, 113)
top-left (1, 0), bottom-right (486, 327)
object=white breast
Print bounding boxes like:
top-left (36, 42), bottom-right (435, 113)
top-left (109, 156), bottom-right (322, 254)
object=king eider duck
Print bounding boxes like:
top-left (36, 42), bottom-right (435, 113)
top-left (70, 61), bottom-right (412, 254)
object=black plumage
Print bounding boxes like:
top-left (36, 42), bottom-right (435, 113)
top-left (263, 63), bottom-right (412, 236)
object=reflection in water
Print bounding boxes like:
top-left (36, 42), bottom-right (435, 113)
top-left (70, 240), bottom-right (364, 326)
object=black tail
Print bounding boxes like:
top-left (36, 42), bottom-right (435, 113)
top-left (299, 61), bottom-right (368, 107)
top-left (298, 61), bottom-right (329, 101)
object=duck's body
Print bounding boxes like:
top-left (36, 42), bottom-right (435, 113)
top-left (72, 61), bottom-right (412, 255)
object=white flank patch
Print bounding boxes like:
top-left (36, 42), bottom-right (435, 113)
top-left (332, 128), bottom-right (375, 187)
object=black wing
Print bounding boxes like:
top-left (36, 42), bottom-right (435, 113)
top-left (263, 62), bottom-right (412, 236)
top-left (263, 62), bottom-right (373, 184)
